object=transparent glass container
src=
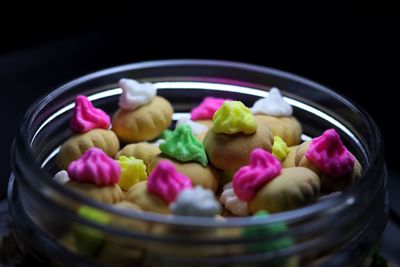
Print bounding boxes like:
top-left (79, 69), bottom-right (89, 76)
top-left (9, 59), bottom-right (387, 267)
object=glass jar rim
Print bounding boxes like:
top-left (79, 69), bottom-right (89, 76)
top-left (11, 59), bottom-right (384, 227)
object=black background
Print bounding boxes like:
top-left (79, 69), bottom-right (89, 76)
top-left (0, 10), bottom-right (399, 198)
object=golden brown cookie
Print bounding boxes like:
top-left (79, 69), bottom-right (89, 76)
top-left (64, 181), bottom-right (124, 204)
top-left (112, 96), bottom-right (173, 143)
top-left (203, 117), bottom-right (274, 171)
top-left (148, 154), bottom-right (220, 192)
top-left (125, 181), bottom-right (170, 214)
top-left (57, 129), bottom-right (120, 170)
top-left (248, 167), bottom-right (320, 213)
top-left (282, 145), bottom-right (300, 168)
top-left (255, 114), bottom-right (302, 146)
top-left (115, 142), bottom-right (160, 167)
top-left (295, 141), bottom-right (362, 193)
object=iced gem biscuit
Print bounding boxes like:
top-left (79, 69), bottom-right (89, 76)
top-left (70, 95), bottom-right (110, 133)
top-left (233, 148), bottom-right (282, 201)
top-left (232, 148), bottom-right (320, 213)
top-left (115, 142), bottom-right (160, 167)
top-left (160, 124), bottom-right (208, 166)
top-left (64, 148), bottom-right (124, 204)
top-left (251, 88), bottom-right (302, 146)
top-left (57, 96), bottom-right (119, 170)
top-left (126, 160), bottom-right (192, 214)
top-left (170, 186), bottom-right (221, 217)
top-left (118, 156), bottom-right (147, 191)
top-left (284, 129), bottom-right (362, 192)
top-left (149, 124), bottom-right (219, 191)
top-left (149, 154), bottom-right (219, 192)
top-left (112, 79), bottom-right (173, 143)
top-left (220, 182), bottom-right (249, 216)
top-left (204, 101), bottom-right (274, 171)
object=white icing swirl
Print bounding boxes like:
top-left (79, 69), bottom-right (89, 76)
top-left (251, 87), bottom-right (293, 117)
top-left (53, 170), bottom-right (70, 184)
top-left (220, 183), bottom-right (249, 216)
top-left (170, 186), bottom-right (221, 217)
top-left (118, 78), bottom-right (156, 110)
top-left (176, 117), bottom-right (208, 136)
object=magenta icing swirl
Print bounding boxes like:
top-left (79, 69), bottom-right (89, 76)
top-left (305, 129), bottom-right (355, 177)
top-left (70, 95), bottom-right (111, 133)
top-left (233, 148), bottom-right (282, 201)
top-left (67, 148), bottom-right (121, 186)
top-left (190, 97), bottom-right (231, 120)
top-left (147, 160), bottom-right (193, 203)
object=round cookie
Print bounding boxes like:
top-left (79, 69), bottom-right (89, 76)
top-left (294, 141), bottom-right (362, 193)
top-left (65, 181), bottom-right (124, 204)
top-left (255, 114), bottom-right (302, 146)
top-left (116, 142), bottom-right (160, 167)
top-left (248, 167), bottom-right (320, 213)
top-left (203, 117), bottom-right (274, 171)
top-left (112, 96), bottom-right (173, 143)
top-left (57, 129), bottom-right (120, 170)
top-left (148, 154), bottom-right (219, 192)
top-left (282, 145), bottom-right (300, 168)
top-left (125, 181), bottom-right (170, 214)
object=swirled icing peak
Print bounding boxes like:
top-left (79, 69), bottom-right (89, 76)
top-left (67, 148), bottom-right (121, 186)
top-left (159, 124), bottom-right (208, 166)
top-left (53, 170), bottom-right (70, 184)
top-left (251, 88), bottom-right (293, 117)
top-left (220, 183), bottom-right (249, 216)
top-left (305, 129), bottom-right (355, 177)
top-left (70, 95), bottom-right (111, 133)
top-left (170, 186), bottom-right (221, 217)
top-left (118, 78), bottom-right (156, 110)
top-left (190, 97), bottom-right (231, 120)
top-left (233, 148), bottom-right (281, 201)
top-left (160, 129), bottom-right (173, 140)
top-left (147, 160), bottom-right (193, 203)
top-left (176, 117), bottom-right (208, 136)
top-left (118, 156), bottom-right (147, 190)
top-left (213, 101), bottom-right (257, 134)
top-left (272, 136), bottom-right (290, 161)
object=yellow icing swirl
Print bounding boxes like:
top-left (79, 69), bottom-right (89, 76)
top-left (213, 101), bottom-right (257, 134)
top-left (272, 136), bottom-right (290, 161)
top-left (118, 156), bottom-right (147, 190)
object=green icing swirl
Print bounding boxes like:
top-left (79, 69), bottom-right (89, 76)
top-left (160, 124), bottom-right (208, 166)
top-left (160, 129), bottom-right (173, 140)
top-left (74, 206), bottom-right (109, 257)
top-left (242, 210), bottom-right (293, 253)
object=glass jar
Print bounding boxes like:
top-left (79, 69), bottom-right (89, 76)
top-left (9, 59), bottom-right (387, 267)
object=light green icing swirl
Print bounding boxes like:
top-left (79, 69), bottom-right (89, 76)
top-left (159, 124), bottom-right (208, 166)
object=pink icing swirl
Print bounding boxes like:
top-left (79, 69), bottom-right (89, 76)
top-left (305, 129), bottom-right (355, 177)
top-left (67, 148), bottom-right (121, 186)
top-left (70, 95), bottom-right (111, 133)
top-left (190, 97), bottom-right (231, 120)
top-left (233, 148), bottom-right (282, 201)
top-left (147, 160), bottom-right (193, 203)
